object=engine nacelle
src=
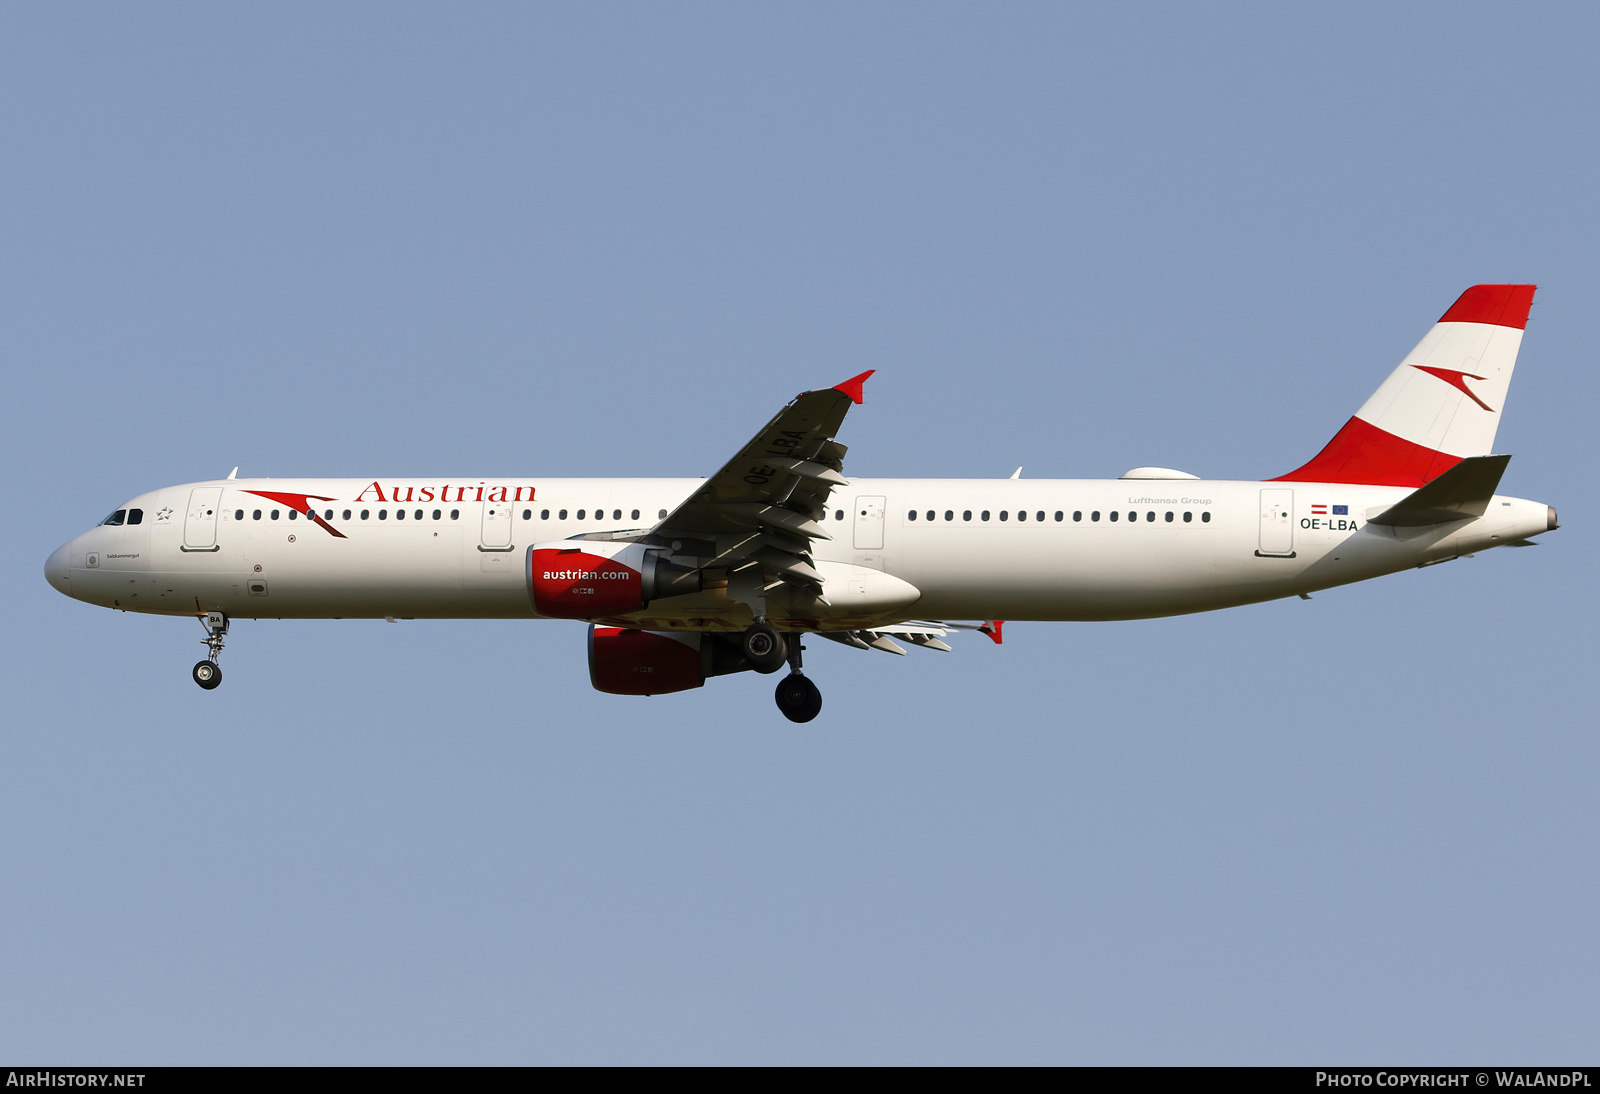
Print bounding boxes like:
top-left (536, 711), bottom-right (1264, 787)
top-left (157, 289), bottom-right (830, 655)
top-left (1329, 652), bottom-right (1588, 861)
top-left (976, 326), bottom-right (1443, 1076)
top-left (587, 626), bottom-right (752, 696)
top-left (528, 541), bottom-right (701, 619)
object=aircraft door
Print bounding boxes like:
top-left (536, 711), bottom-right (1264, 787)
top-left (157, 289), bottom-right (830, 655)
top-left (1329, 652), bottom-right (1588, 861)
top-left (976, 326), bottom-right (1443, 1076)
top-left (853, 495), bottom-right (886, 550)
top-left (1257, 488), bottom-right (1295, 557)
top-left (480, 502), bottom-right (514, 550)
top-left (182, 487), bottom-right (223, 551)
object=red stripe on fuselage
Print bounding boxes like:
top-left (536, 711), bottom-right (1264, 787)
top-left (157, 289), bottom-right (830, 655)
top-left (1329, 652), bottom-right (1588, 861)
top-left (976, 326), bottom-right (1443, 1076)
top-left (1270, 416), bottom-right (1462, 487)
top-left (1437, 284), bottom-right (1536, 329)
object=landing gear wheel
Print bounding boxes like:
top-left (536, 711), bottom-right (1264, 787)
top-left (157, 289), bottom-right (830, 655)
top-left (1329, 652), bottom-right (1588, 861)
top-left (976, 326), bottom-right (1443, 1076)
top-left (775, 674), bottom-right (823, 723)
top-left (192, 661), bottom-right (223, 690)
top-left (741, 621), bottom-right (789, 674)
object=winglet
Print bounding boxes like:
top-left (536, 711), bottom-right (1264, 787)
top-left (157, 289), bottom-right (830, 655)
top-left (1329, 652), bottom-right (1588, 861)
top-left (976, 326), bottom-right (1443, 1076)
top-left (980, 620), bottom-right (1004, 645)
top-left (833, 370), bottom-right (875, 405)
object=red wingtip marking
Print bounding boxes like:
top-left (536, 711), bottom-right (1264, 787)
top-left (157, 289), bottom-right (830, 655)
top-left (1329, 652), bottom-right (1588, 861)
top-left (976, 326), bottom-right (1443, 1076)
top-left (833, 370), bottom-right (875, 405)
top-left (980, 620), bottom-right (1004, 645)
top-left (1438, 284), bottom-right (1536, 330)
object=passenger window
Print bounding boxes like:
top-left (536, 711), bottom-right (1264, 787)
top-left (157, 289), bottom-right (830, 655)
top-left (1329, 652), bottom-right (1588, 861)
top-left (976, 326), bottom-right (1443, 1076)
top-left (541, 510), bottom-right (550, 520)
top-left (433, 509), bottom-right (442, 520)
top-left (1037, 511), bottom-right (1046, 522)
top-left (1072, 511), bottom-right (1081, 522)
top-left (1013, 510), bottom-right (1022, 521)
top-left (522, 509), bottom-right (531, 520)
top-left (451, 509), bottom-right (460, 520)
top-left (1201, 511), bottom-right (1211, 523)
top-left (1183, 511), bottom-right (1192, 523)
top-left (963, 510), bottom-right (972, 521)
top-left (290, 510), bottom-right (300, 521)
top-left (631, 509), bottom-right (640, 521)
top-left (325, 510), bottom-right (334, 520)
top-left (908, 510), bottom-right (917, 521)
top-left (981, 510), bottom-right (991, 521)
top-left (271, 510), bottom-right (280, 520)
top-left (1146, 511), bottom-right (1155, 522)
top-left (559, 509), bottom-right (568, 520)
top-left (396, 509), bottom-right (405, 520)
top-left (613, 509), bottom-right (621, 520)
top-left (1109, 511), bottom-right (1119, 522)
top-left (342, 510), bottom-right (351, 520)
top-left (945, 510), bottom-right (953, 521)
top-left (379, 509), bottom-right (388, 520)
top-left (360, 510), bottom-right (370, 520)
top-left (577, 510), bottom-right (586, 520)
top-left (101, 509), bottom-right (126, 526)
top-left (835, 510), bottom-right (844, 521)
top-left (1091, 511), bottom-right (1100, 522)
top-left (234, 510), bottom-right (243, 521)
top-left (659, 509), bottom-right (668, 519)
top-left (926, 510), bottom-right (935, 521)
top-left (253, 510), bottom-right (263, 521)
top-left (415, 509), bottom-right (423, 520)
top-left (1165, 511), bottom-right (1174, 522)
top-left (1128, 511), bottom-right (1137, 522)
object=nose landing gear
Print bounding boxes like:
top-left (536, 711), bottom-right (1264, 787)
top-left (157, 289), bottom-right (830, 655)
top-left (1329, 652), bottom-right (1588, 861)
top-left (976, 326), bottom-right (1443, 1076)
top-left (772, 633), bottom-right (822, 723)
top-left (192, 611), bottom-right (228, 690)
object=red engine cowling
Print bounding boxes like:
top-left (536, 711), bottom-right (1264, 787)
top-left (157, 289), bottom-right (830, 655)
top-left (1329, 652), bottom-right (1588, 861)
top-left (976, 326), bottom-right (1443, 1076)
top-left (528, 541), bottom-right (702, 619)
top-left (588, 627), bottom-right (704, 695)
top-left (530, 543), bottom-right (647, 617)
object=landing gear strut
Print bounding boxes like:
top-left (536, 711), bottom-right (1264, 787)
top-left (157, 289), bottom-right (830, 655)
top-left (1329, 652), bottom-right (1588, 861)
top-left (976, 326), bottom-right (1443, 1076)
top-left (192, 611), bottom-right (228, 690)
top-left (741, 620), bottom-right (788, 674)
top-left (773, 635), bottom-right (822, 723)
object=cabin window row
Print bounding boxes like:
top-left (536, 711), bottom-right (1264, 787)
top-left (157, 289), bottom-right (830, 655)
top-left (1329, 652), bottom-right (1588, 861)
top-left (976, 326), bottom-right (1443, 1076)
top-left (236, 508), bottom-right (463, 522)
top-left (903, 508), bottom-right (1211, 524)
top-left (530, 508), bottom-right (668, 522)
top-left (231, 507), bottom-right (675, 523)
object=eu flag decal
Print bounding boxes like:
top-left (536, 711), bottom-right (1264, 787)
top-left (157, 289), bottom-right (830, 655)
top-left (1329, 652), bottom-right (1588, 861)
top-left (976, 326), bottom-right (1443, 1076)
top-left (1332, 505), bottom-right (1348, 515)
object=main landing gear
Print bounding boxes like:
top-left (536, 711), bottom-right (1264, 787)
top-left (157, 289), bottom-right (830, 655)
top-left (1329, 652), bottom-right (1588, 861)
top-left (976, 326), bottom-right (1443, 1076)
top-left (192, 611), bottom-right (228, 690)
top-left (741, 620), bottom-right (788, 674)
top-left (739, 620), bottom-right (823, 722)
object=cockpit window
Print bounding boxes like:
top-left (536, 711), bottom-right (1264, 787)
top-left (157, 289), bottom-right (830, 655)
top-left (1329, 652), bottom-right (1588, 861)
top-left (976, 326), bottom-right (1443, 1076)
top-left (126, 508), bottom-right (144, 525)
top-left (101, 509), bottom-right (126, 526)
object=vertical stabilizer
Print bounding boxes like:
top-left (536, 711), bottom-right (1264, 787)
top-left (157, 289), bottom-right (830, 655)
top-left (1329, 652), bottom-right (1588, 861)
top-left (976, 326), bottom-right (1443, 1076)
top-left (1274, 284), bottom-right (1535, 486)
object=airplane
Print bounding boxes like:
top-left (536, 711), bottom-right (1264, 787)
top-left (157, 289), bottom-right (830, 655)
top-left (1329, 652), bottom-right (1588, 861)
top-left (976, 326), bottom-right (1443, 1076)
top-left (43, 284), bottom-right (1557, 723)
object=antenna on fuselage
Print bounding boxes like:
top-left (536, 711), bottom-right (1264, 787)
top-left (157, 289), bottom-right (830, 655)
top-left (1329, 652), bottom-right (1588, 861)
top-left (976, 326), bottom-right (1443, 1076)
top-left (1009, 467), bottom-right (1022, 479)
top-left (226, 467), bottom-right (238, 480)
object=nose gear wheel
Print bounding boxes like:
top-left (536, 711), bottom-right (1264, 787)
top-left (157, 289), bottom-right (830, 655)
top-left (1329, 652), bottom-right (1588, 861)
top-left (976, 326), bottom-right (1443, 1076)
top-left (193, 611), bottom-right (229, 690)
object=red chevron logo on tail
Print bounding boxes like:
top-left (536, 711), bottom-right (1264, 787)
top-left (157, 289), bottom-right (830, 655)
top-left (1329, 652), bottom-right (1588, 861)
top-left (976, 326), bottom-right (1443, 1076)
top-left (1412, 366), bottom-right (1495, 412)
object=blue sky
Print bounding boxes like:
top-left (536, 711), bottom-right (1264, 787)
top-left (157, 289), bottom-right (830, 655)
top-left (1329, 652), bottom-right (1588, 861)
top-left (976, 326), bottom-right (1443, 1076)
top-left (3, 2), bottom-right (1596, 1063)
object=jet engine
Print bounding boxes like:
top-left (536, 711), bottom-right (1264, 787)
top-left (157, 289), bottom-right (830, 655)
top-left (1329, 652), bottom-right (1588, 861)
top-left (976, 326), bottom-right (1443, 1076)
top-left (528, 541), bottom-right (701, 619)
top-left (587, 626), bottom-right (752, 695)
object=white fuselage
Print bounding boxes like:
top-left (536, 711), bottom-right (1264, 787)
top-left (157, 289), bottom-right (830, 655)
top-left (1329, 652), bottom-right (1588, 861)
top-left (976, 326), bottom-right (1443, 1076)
top-left (44, 475), bottom-right (1553, 629)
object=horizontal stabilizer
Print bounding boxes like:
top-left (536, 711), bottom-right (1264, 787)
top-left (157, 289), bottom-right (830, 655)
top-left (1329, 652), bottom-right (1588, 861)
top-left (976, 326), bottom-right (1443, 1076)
top-left (1366, 454), bottom-right (1511, 527)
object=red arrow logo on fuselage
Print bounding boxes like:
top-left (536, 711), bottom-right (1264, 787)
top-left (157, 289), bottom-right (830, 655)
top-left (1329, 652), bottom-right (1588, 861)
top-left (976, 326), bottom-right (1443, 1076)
top-left (242, 490), bottom-right (347, 538)
top-left (1412, 366), bottom-right (1495, 412)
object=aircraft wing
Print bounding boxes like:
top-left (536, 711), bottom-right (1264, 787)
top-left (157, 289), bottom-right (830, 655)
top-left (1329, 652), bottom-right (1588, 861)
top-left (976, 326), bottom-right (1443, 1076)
top-left (643, 371), bottom-right (874, 595)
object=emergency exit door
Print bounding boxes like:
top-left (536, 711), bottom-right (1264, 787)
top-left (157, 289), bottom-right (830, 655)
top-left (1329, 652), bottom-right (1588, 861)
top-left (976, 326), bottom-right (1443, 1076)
top-left (1257, 488), bottom-right (1295, 557)
top-left (853, 496), bottom-right (885, 550)
top-left (182, 487), bottom-right (223, 551)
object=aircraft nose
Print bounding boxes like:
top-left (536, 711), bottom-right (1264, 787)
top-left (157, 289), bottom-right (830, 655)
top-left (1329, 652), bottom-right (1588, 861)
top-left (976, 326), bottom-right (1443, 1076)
top-left (44, 542), bottom-right (73, 597)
